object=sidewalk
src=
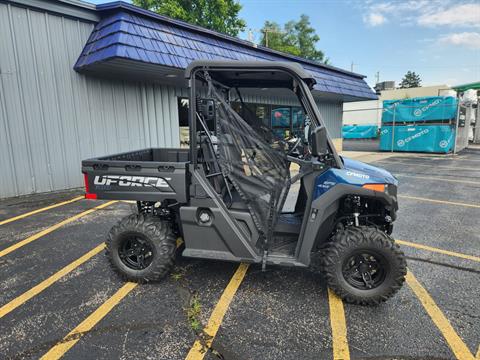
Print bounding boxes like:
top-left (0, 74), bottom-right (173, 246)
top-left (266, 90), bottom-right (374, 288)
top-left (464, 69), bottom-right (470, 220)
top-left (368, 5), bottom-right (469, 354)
top-left (339, 151), bottom-right (401, 163)
top-left (339, 150), bottom-right (462, 163)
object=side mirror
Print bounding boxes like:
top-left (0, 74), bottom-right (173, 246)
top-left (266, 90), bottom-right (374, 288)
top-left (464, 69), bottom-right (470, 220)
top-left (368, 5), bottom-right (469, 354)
top-left (310, 126), bottom-right (328, 156)
top-left (197, 98), bottom-right (215, 122)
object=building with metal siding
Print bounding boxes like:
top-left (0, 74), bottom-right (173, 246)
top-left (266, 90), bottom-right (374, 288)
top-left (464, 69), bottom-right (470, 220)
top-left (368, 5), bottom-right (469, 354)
top-left (0, 0), bottom-right (375, 198)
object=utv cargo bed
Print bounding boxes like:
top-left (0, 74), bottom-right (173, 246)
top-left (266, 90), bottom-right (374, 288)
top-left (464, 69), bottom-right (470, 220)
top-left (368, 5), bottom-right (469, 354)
top-left (82, 148), bottom-right (189, 202)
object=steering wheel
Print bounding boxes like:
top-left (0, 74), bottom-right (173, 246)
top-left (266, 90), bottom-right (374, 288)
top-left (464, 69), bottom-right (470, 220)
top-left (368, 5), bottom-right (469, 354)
top-left (287, 137), bottom-right (302, 156)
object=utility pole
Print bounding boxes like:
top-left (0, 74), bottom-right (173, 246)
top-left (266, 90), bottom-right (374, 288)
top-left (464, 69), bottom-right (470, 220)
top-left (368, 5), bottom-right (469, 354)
top-left (261, 28), bottom-right (285, 48)
top-left (350, 61), bottom-right (356, 72)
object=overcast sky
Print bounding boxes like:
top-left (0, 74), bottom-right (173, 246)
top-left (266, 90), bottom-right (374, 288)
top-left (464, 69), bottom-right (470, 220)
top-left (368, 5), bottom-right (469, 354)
top-left (89, 0), bottom-right (480, 88)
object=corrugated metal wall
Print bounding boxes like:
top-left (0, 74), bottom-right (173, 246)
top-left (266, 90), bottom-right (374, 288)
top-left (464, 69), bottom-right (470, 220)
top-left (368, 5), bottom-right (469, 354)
top-left (0, 2), bottom-right (343, 198)
top-left (0, 3), bottom-right (182, 198)
top-left (316, 100), bottom-right (343, 139)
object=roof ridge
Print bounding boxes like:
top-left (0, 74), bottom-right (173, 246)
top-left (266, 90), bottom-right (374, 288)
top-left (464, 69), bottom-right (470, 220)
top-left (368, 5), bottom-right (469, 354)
top-left (84, 16), bottom-right (277, 63)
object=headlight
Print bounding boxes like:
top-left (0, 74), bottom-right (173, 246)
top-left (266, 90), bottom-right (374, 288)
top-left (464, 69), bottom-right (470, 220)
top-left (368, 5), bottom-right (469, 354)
top-left (362, 184), bottom-right (386, 192)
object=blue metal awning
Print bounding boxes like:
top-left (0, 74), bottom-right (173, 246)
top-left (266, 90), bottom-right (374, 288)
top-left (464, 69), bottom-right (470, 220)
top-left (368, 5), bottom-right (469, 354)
top-left (75, 2), bottom-right (377, 100)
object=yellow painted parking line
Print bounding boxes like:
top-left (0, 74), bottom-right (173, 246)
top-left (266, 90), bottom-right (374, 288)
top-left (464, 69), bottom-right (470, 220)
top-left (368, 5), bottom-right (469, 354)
top-left (327, 288), bottom-right (350, 360)
top-left (395, 174), bottom-right (479, 185)
top-left (397, 239), bottom-right (480, 263)
top-left (0, 196), bottom-right (84, 226)
top-left (0, 201), bottom-right (116, 258)
top-left (41, 239), bottom-right (181, 358)
top-left (406, 271), bottom-right (475, 360)
top-left (377, 160), bottom-right (477, 172)
top-left (186, 263), bottom-right (249, 360)
top-left (40, 282), bottom-right (137, 360)
top-left (476, 345), bottom-right (480, 360)
top-left (0, 243), bottom-right (105, 319)
top-left (398, 195), bottom-right (480, 209)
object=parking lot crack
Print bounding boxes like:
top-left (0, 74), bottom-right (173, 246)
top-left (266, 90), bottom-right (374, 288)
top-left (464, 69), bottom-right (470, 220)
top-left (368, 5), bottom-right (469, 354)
top-left (170, 265), bottom-right (227, 359)
top-left (405, 256), bottom-right (480, 274)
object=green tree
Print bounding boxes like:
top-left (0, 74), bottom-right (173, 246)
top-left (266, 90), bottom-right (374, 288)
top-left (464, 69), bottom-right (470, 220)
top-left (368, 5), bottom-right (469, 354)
top-left (133, 0), bottom-right (246, 36)
top-left (260, 21), bottom-right (300, 56)
top-left (399, 71), bottom-right (422, 88)
top-left (260, 15), bottom-right (327, 63)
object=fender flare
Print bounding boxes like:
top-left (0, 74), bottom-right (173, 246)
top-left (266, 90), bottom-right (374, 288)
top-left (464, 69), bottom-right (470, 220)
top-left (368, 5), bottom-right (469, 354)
top-left (297, 183), bottom-right (398, 266)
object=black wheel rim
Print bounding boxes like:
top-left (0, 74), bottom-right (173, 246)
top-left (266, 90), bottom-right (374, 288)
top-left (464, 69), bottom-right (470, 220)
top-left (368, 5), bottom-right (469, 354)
top-left (342, 250), bottom-right (388, 290)
top-left (118, 233), bottom-right (154, 270)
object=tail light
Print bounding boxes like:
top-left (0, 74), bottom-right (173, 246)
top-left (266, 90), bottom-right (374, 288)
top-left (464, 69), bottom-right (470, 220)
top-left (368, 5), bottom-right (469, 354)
top-left (83, 173), bottom-right (97, 199)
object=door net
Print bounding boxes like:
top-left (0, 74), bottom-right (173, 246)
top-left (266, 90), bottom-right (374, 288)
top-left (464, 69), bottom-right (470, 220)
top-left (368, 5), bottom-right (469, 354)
top-left (205, 72), bottom-right (291, 247)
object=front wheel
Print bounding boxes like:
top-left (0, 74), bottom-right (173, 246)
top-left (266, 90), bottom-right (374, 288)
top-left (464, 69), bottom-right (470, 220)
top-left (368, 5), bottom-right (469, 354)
top-left (322, 226), bottom-right (406, 306)
top-left (106, 214), bottom-right (176, 283)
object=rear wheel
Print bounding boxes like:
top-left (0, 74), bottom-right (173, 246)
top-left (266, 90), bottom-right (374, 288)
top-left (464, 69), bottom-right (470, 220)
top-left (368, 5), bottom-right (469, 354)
top-left (106, 214), bottom-right (176, 282)
top-left (322, 226), bottom-right (406, 306)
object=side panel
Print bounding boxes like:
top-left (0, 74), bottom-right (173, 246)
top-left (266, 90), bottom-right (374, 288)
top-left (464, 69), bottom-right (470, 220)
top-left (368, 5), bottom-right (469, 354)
top-left (83, 168), bottom-right (187, 202)
top-left (180, 167), bottom-right (261, 262)
top-left (180, 207), bottom-right (260, 262)
top-left (82, 148), bottom-right (190, 202)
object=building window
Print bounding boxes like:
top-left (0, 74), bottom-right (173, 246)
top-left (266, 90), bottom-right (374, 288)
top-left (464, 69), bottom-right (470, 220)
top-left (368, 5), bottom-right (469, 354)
top-left (178, 96), bottom-right (308, 147)
top-left (231, 103), bottom-right (306, 140)
top-left (271, 106), bottom-right (306, 140)
top-left (178, 97), bottom-right (189, 147)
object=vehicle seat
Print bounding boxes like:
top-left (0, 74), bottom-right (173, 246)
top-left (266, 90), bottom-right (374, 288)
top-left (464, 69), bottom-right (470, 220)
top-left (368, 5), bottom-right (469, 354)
top-left (198, 133), bottom-right (250, 210)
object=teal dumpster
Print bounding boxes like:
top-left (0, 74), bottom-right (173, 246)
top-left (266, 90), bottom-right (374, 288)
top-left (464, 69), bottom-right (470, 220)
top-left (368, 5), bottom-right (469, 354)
top-left (382, 96), bottom-right (457, 123)
top-left (379, 125), bottom-right (455, 153)
top-left (342, 125), bottom-right (378, 139)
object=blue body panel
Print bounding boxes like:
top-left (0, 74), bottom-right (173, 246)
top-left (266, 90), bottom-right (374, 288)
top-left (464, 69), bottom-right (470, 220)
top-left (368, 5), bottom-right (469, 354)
top-left (313, 157), bottom-right (397, 200)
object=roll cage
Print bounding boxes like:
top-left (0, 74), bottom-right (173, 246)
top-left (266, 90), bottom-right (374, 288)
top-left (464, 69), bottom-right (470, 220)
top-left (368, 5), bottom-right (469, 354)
top-left (185, 60), bottom-right (344, 169)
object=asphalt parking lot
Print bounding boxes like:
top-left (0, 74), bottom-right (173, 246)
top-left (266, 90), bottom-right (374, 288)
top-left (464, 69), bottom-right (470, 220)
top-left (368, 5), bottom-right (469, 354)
top-left (1, 149), bottom-right (479, 360)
